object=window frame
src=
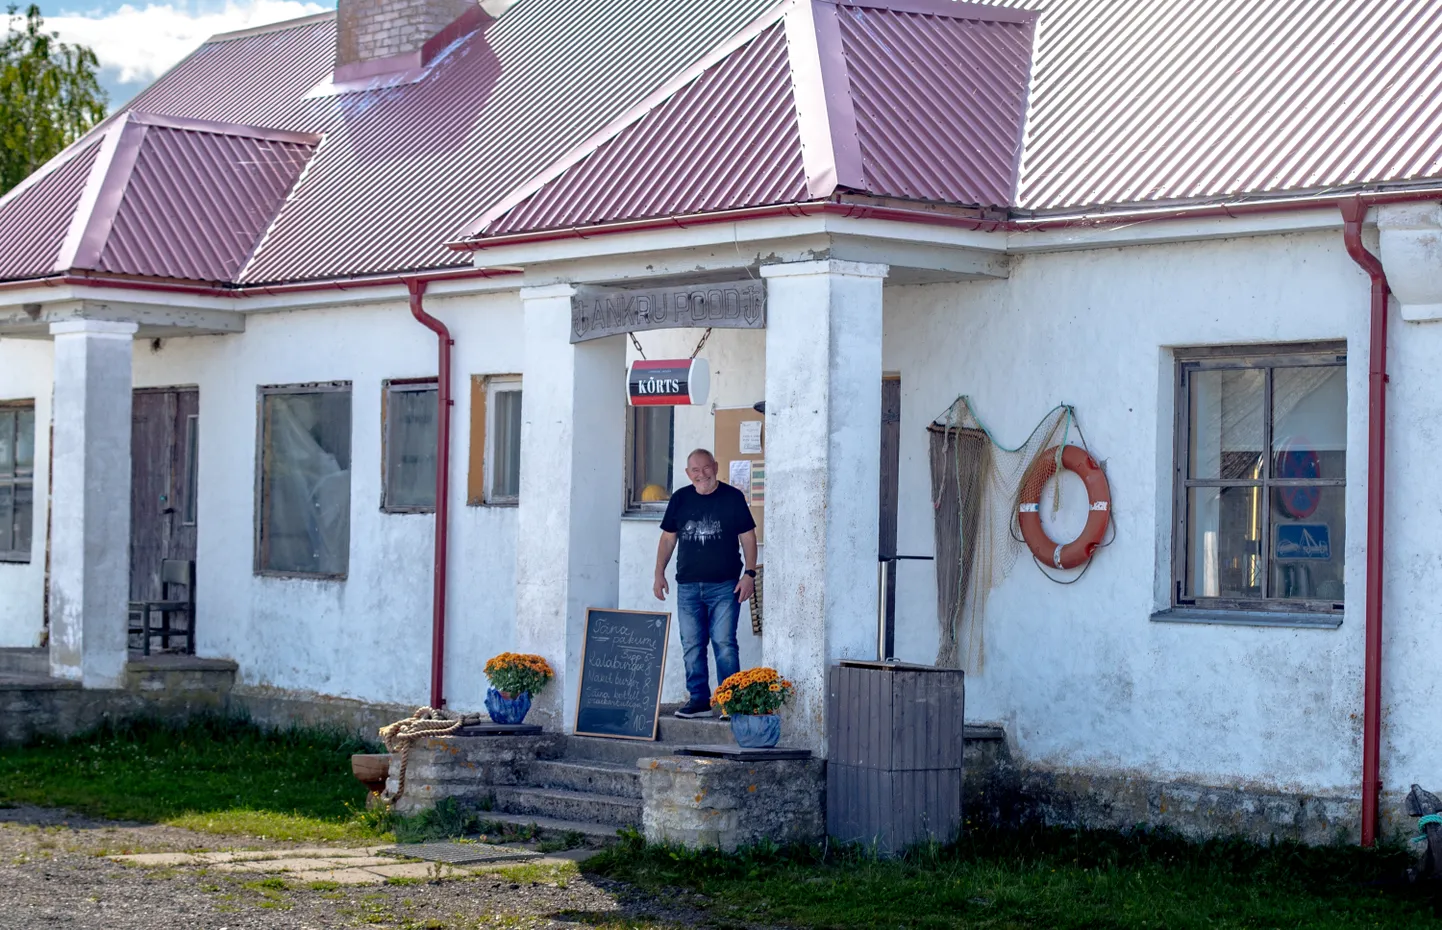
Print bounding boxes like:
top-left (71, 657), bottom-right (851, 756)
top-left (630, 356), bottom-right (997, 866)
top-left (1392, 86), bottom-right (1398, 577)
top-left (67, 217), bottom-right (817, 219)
top-left (626, 404), bottom-right (675, 514)
top-left (181, 413), bottom-right (199, 527)
top-left (0, 400), bottom-right (35, 564)
top-left (381, 377), bottom-right (439, 515)
top-left (1170, 342), bottom-right (1347, 617)
top-left (483, 376), bottom-right (523, 506)
top-left (253, 381), bottom-right (353, 580)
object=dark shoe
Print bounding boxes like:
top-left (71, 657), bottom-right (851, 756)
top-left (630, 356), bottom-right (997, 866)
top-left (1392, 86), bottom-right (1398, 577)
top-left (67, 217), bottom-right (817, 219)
top-left (674, 700), bottom-right (713, 718)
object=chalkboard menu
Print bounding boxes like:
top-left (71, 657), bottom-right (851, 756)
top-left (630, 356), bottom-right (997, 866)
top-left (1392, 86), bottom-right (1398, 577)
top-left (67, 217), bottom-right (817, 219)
top-left (574, 608), bottom-right (671, 740)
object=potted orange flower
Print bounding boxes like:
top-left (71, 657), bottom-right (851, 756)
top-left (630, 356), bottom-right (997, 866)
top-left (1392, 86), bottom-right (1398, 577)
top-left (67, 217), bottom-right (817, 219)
top-left (483, 652), bottom-right (554, 725)
top-left (711, 667), bottom-right (794, 748)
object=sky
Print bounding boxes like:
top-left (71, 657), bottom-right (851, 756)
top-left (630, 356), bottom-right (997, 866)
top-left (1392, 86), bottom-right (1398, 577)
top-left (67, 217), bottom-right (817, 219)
top-left (21, 0), bottom-right (332, 108)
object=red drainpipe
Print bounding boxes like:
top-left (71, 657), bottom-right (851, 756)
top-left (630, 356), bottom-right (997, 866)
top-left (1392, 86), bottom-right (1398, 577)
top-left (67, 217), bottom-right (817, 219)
top-left (407, 279), bottom-right (454, 709)
top-left (1340, 198), bottom-right (1389, 847)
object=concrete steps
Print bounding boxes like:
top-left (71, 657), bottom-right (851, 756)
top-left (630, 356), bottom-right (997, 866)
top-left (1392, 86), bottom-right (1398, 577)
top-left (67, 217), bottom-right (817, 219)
top-left (491, 785), bottom-right (642, 827)
top-left (0, 648), bottom-right (47, 677)
top-left (526, 759), bottom-right (642, 799)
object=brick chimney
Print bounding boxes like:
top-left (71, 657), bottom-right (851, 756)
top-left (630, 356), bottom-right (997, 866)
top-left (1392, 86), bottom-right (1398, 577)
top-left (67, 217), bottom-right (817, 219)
top-left (335, 0), bottom-right (486, 79)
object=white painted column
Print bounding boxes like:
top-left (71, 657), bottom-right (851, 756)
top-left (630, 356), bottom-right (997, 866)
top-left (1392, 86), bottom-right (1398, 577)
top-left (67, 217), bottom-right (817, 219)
top-left (47, 320), bottom-right (137, 687)
top-left (761, 260), bottom-right (887, 754)
top-left (514, 285), bottom-right (626, 731)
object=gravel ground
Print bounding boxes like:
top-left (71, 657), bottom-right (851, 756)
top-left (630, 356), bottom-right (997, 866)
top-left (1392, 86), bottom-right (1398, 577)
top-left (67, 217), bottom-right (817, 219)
top-left (0, 806), bottom-right (715, 929)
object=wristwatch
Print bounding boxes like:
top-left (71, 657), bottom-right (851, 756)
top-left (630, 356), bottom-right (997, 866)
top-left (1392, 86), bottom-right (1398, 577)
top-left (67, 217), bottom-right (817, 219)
top-left (744, 569), bottom-right (757, 578)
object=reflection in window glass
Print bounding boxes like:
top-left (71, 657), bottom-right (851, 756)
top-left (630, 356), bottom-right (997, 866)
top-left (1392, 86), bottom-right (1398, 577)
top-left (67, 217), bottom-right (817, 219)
top-left (630, 406), bottom-right (674, 507)
top-left (1188, 368), bottom-right (1264, 480)
top-left (384, 383), bottom-right (437, 511)
top-left (258, 388), bottom-right (352, 576)
top-left (491, 387), bottom-right (523, 502)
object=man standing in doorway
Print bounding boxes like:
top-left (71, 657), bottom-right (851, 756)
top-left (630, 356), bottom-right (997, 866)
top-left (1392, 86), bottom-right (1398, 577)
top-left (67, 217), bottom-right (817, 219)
top-left (653, 448), bottom-right (758, 718)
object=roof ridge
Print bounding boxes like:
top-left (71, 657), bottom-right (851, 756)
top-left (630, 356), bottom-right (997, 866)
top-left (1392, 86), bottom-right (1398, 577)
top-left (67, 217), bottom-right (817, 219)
top-left (208, 10), bottom-right (335, 44)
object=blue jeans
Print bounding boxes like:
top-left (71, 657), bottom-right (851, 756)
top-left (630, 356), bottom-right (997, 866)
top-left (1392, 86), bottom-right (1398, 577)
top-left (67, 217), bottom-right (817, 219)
top-left (677, 581), bottom-right (741, 705)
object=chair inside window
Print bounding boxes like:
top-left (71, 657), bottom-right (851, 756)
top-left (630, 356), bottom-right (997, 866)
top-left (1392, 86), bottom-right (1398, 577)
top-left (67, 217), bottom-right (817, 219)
top-left (127, 559), bottom-right (196, 655)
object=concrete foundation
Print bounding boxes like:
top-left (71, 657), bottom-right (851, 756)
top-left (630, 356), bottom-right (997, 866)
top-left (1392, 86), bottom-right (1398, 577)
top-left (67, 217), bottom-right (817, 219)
top-left (638, 754), bottom-right (826, 851)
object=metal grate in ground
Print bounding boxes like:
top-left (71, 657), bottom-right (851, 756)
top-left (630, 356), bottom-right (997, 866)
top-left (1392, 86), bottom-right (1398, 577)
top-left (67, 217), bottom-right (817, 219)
top-left (379, 842), bottom-right (541, 865)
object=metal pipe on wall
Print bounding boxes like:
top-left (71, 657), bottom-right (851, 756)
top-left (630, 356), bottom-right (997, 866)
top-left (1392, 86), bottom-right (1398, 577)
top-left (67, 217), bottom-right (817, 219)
top-left (407, 278), bottom-right (454, 710)
top-left (1340, 198), bottom-right (1389, 848)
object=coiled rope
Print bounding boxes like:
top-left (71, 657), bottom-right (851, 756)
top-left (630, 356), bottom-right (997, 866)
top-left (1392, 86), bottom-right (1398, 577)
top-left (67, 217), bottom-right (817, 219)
top-left (378, 706), bottom-right (483, 805)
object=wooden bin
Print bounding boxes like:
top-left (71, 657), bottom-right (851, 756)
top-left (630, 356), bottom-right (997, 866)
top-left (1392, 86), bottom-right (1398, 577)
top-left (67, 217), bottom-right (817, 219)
top-left (826, 660), bottom-right (965, 854)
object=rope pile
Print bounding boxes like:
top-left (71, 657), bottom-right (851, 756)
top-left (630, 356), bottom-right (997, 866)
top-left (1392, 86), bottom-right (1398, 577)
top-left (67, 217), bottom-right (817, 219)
top-left (378, 706), bottom-right (483, 805)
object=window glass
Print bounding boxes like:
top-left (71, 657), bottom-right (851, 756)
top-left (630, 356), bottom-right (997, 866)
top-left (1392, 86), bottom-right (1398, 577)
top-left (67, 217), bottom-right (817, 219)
top-left (1176, 351), bottom-right (1345, 611)
top-left (384, 383), bottom-right (437, 511)
top-left (490, 387), bottom-right (522, 502)
top-left (630, 406), bottom-right (674, 507)
top-left (258, 388), bottom-right (351, 576)
top-left (182, 415), bottom-right (198, 525)
top-left (0, 405), bottom-right (34, 561)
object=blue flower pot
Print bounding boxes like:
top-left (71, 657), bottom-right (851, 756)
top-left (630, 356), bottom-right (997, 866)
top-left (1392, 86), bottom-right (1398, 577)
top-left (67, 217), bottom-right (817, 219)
top-left (485, 687), bottom-right (532, 725)
top-left (729, 713), bottom-right (781, 749)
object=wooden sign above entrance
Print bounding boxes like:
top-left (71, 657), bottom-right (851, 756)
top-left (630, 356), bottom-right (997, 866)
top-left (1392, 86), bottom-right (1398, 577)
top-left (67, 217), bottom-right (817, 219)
top-left (570, 280), bottom-right (765, 343)
top-left (574, 608), bottom-right (671, 740)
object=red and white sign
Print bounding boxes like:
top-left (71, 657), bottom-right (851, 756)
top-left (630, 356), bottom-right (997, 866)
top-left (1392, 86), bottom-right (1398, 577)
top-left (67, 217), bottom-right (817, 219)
top-left (628, 358), bottom-right (710, 406)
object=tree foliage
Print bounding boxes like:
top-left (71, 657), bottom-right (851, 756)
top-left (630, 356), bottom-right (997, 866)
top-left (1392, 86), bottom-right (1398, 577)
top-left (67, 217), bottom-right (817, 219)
top-left (0, 4), bottom-right (106, 194)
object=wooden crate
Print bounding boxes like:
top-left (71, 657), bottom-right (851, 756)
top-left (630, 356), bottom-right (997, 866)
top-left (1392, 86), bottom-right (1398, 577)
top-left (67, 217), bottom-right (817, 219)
top-left (825, 661), bottom-right (965, 852)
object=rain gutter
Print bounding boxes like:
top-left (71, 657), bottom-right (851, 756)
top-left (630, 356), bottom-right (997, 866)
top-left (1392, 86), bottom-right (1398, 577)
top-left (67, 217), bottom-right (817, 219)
top-left (407, 278), bottom-right (454, 710)
top-left (1340, 197), bottom-right (1389, 849)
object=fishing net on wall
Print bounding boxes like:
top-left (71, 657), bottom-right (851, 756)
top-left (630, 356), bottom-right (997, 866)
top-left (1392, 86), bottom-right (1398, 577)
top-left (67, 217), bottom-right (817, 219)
top-left (928, 397), bottom-right (1081, 672)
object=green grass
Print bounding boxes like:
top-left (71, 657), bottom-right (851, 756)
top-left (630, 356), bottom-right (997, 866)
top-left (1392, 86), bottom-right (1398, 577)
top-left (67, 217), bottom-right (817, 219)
top-left (585, 826), bottom-right (1437, 929)
top-left (0, 715), bottom-right (391, 843)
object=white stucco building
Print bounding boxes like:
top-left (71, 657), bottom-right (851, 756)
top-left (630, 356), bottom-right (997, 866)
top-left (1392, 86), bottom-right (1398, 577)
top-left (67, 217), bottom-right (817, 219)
top-left (1, 0), bottom-right (1439, 843)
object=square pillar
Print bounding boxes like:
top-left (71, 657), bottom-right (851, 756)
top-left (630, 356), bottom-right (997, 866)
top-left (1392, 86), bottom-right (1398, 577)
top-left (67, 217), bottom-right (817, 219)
top-left (761, 260), bottom-right (887, 754)
top-left (514, 285), bottom-right (626, 731)
top-left (47, 320), bottom-right (137, 687)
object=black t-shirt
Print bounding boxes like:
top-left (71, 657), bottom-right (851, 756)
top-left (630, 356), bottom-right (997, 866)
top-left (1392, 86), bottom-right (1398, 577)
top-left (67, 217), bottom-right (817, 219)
top-left (660, 482), bottom-right (757, 584)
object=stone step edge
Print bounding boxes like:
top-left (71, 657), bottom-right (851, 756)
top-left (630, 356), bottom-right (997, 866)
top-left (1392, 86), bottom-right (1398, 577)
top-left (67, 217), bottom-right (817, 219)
top-left (530, 759), bottom-right (641, 775)
top-left (475, 812), bottom-right (627, 844)
top-left (493, 785), bottom-right (642, 809)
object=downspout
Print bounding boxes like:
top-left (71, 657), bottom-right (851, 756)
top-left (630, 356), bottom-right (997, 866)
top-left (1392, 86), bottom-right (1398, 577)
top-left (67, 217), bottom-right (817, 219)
top-left (1340, 197), bottom-right (1388, 848)
top-left (407, 279), bottom-right (454, 709)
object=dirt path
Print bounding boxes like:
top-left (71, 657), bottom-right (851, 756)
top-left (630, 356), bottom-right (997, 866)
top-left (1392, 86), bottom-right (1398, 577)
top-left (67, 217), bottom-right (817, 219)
top-left (0, 806), bottom-right (706, 929)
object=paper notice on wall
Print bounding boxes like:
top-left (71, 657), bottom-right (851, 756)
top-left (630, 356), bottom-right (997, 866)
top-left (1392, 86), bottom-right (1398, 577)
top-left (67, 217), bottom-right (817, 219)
top-left (750, 460), bottom-right (765, 507)
top-left (729, 460), bottom-right (752, 502)
top-left (739, 420), bottom-right (763, 455)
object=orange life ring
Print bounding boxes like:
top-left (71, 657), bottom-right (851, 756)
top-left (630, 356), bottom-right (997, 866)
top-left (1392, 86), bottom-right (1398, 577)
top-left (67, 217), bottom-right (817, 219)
top-left (1017, 445), bottom-right (1111, 570)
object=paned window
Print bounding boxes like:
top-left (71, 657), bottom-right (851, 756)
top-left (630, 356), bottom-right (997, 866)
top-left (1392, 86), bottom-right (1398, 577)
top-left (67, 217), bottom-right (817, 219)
top-left (467, 375), bottom-right (522, 505)
top-left (628, 406), bottom-right (674, 510)
top-left (1173, 345), bottom-right (1347, 613)
top-left (383, 380), bottom-right (438, 512)
top-left (0, 402), bottom-right (35, 562)
top-left (255, 384), bottom-right (352, 578)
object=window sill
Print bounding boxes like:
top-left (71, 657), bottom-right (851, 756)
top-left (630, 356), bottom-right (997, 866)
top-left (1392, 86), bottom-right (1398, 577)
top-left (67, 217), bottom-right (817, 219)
top-left (0, 554), bottom-right (31, 564)
top-left (1150, 607), bottom-right (1342, 630)
top-left (622, 510), bottom-right (665, 522)
top-left (254, 570), bottom-right (348, 582)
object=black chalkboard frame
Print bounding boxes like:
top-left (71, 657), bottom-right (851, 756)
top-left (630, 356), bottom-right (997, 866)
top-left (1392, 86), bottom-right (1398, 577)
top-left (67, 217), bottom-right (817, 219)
top-left (573, 607), bottom-right (672, 741)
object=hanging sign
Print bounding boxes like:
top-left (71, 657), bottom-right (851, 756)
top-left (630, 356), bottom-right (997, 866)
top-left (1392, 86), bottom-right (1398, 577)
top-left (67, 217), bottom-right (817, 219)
top-left (628, 358), bottom-right (709, 406)
top-left (571, 279), bottom-right (765, 343)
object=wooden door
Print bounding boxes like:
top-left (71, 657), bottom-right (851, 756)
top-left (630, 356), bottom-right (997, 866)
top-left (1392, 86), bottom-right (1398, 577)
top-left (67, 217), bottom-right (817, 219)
top-left (130, 388), bottom-right (198, 602)
top-left (878, 376), bottom-right (901, 657)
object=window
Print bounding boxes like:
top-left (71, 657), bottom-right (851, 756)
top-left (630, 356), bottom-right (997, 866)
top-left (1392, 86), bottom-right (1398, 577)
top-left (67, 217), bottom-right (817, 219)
top-left (255, 383), bottom-right (352, 578)
top-left (182, 414), bottom-right (199, 526)
top-left (628, 406), bottom-right (674, 510)
top-left (467, 375), bottom-right (522, 505)
top-left (1172, 345), bottom-right (1346, 614)
top-left (383, 379), bottom-right (438, 512)
top-left (0, 402), bottom-right (35, 562)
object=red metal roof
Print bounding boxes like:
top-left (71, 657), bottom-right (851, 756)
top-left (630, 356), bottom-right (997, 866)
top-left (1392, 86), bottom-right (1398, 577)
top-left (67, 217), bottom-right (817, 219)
top-left (468, 0), bottom-right (1035, 239)
top-left (85, 115), bottom-right (317, 282)
top-left (976, 0), bottom-right (1442, 212)
top-left (0, 140), bottom-right (102, 281)
top-left (486, 23), bottom-right (808, 236)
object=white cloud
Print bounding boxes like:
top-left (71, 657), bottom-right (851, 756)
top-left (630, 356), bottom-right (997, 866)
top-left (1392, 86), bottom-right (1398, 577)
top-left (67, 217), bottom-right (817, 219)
top-left (47, 1), bottom-right (328, 85)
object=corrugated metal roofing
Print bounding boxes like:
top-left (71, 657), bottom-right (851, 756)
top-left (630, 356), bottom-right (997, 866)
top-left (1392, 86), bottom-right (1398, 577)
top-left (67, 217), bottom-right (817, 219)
top-left (487, 23), bottom-right (807, 236)
top-left (0, 140), bottom-right (101, 281)
top-left (836, 2), bottom-right (1034, 206)
top-left (90, 121), bottom-right (317, 282)
top-left (974, 0), bottom-right (1442, 211)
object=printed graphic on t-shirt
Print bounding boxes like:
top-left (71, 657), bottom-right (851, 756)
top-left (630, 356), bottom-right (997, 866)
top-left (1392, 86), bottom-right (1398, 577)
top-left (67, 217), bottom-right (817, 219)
top-left (681, 517), bottom-right (724, 546)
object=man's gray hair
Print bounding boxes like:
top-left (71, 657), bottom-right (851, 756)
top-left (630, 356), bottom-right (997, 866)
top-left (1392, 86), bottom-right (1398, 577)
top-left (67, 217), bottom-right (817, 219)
top-left (687, 448), bottom-right (716, 465)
